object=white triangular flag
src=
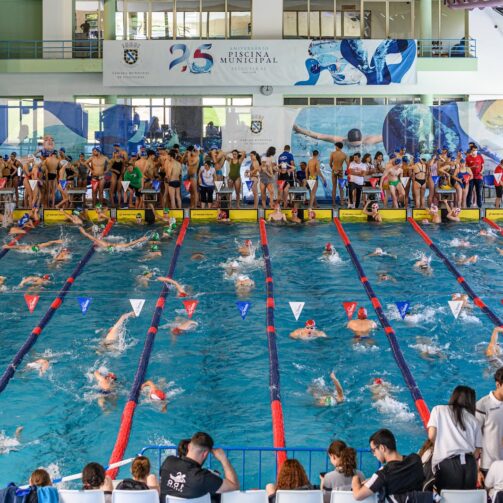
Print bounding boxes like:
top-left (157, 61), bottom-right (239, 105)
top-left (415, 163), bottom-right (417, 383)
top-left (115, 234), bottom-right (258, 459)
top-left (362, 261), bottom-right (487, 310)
top-left (121, 180), bottom-right (130, 192)
top-left (495, 172), bottom-right (502, 184)
top-left (130, 298), bottom-right (145, 317)
top-left (448, 300), bottom-right (463, 320)
top-left (215, 181), bottom-right (223, 191)
top-left (401, 177), bottom-right (410, 188)
top-left (29, 180), bottom-right (38, 191)
top-left (307, 179), bottom-right (316, 191)
top-left (289, 301), bottom-right (305, 321)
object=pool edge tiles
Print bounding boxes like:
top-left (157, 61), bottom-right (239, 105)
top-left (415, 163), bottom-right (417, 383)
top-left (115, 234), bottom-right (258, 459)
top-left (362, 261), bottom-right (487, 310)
top-left (485, 208), bottom-right (503, 221)
top-left (339, 208), bottom-right (406, 222)
top-left (192, 209), bottom-right (259, 221)
top-left (411, 208), bottom-right (480, 221)
top-left (264, 209), bottom-right (332, 221)
top-left (43, 209), bottom-right (111, 222)
top-left (116, 209), bottom-right (184, 222)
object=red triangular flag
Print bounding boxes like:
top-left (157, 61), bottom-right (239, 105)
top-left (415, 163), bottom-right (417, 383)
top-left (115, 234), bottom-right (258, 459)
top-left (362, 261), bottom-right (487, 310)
top-left (0, 178), bottom-right (7, 189)
top-left (183, 180), bottom-right (191, 192)
top-left (462, 174), bottom-right (470, 182)
top-left (369, 177), bottom-right (379, 188)
top-left (277, 180), bottom-right (285, 191)
top-left (343, 301), bottom-right (357, 320)
top-left (183, 299), bottom-right (198, 319)
top-left (91, 179), bottom-right (99, 191)
top-left (24, 294), bottom-right (40, 313)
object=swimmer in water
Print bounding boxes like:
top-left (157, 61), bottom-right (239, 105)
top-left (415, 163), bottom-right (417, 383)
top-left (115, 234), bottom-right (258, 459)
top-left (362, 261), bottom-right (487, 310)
top-left (428, 204), bottom-right (441, 224)
top-left (191, 252), bottom-right (206, 261)
top-left (19, 274), bottom-right (51, 288)
top-left (289, 207), bottom-right (302, 224)
top-left (309, 371), bottom-right (344, 407)
top-left (26, 358), bottom-right (50, 376)
top-left (217, 209), bottom-right (231, 223)
top-left (363, 201), bottom-right (382, 223)
top-left (94, 368), bottom-right (117, 408)
top-left (413, 336), bottom-right (446, 361)
top-left (59, 208), bottom-right (84, 225)
top-left (141, 380), bottom-right (167, 412)
top-left (456, 254), bottom-right (478, 265)
top-left (377, 272), bottom-right (397, 283)
top-left (267, 203), bottom-right (287, 223)
top-left (238, 239), bottom-right (253, 257)
top-left (54, 247), bottom-right (71, 262)
top-left (144, 244), bottom-right (162, 259)
top-left (235, 274), bottom-right (255, 293)
top-left (225, 260), bottom-right (240, 277)
top-left (149, 204), bottom-right (171, 223)
top-left (171, 318), bottom-right (198, 336)
top-left (149, 231), bottom-right (161, 245)
top-left (451, 293), bottom-right (471, 311)
top-left (290, 319), bottom-right (327, 340)
top-left (487, 326), bottom-right (503, 360)
top-left (445, 201), bottom-right (461, 222)
top-left (102, 311), bottom-right (135, 348)
top-left (3, 239), bottom-right (63, 251)
top-left (137, 270), bottom-right (154, 287)
top-left (323, 243), bottom-right (335, 257)
top-left (347, 308), bottom-right (377, 338)
top-left (157, 276), bottom-right (188, 297)
top-left (367, 247), bottom-right (397, 259)
top-left (94, 203), bottom-right (110, 223)
top-left (496, 248), bottom-right (503, 256)
top-left (370, 377), bottom-right (392, 401)
top-left (79, 227), bottom-right (147, 249)
top-left (414, 253), bottom-right (433, 275)
top-left (307, 208), bottom-right (316, 222)
top-left (451, 238), bottom-right (471, 248)
top-left (0, 276), bottom-right (5, 288)
top-left (478, 229), bottom-right (497, 240)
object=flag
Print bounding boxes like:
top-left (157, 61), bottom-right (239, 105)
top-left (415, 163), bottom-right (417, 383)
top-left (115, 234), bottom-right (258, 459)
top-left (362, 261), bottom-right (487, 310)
top-left (24, 294), bottom-right (39, 313)
top-left (338, 179), bottom-right (347, 188)
top-left (78, 297), bottom-right (92, 315)
top-left (60, 180), bottom-right (67, 190)
top-left (369, 177), bottom-right (379, 188)
top-left (343, 302), bottom-right (357, 320)
top-left (395, 301), bottom-right (410, 320)
top-left (215, 181), bottom-right (223, 191)
top-left (245, 180), bottom-right (253, 191)
top-left (129, 299), bottom-right (145, 317)
top-left (277, 180), bottom-right (285, 191)
top-left (448, 300), bottom-right (463, 319)
top-left (401, 177), bottom-right (410, 188)
top-left (289, 301), bottom-right (305, 321)
top-left (307, 179), bottom-right (316, 190)
top-left (432, 176), bottom-right (440, 186)
top-left (183, 299), bottom-right (198, 319)
top-left (183, 180), bottom-right (191, 192)
top-left (462, 174), bottom-right (471, 183)
top-left (121, 180), bottom-right (130, 192)
top-left (494, 172), bottom-right (502, 184)
top-left (29, 180), bottom-right (38, 191)
top-left (236, 301), bottom-right (251, 320)
top-left (0, 178), bottom-right (6, 189)
top-left (152, 180), bottom-right (160, 191)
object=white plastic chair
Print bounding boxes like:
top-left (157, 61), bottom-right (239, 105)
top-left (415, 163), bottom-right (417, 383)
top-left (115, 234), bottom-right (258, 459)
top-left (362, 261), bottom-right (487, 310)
top-left (165, 495), bottom-right (210, 503)
top-left (221, 490), bottom-right (268, 502)
top-left (440, 489), bottom-right (487, 503)
top-left (112, 490), bottom-right (159, 503)
top-left (329, 490), bottom-right (377, 502)
top-left (276, 490), bottom-right (323, 503)
top-left (59, 490), bottom-right (106, 503)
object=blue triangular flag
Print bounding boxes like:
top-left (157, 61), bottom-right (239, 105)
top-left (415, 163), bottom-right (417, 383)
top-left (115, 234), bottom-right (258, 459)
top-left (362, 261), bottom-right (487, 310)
top-left (236, 301), bottom-right (251, 320)
top-left (338, 178), bottom-right (347, 188)
top-left (395, 301), bottom-right (410, 320)
top-left (432, 176), bottom-right (440, 186)
top-left (60, 180), bottom-right (67, 190)
top-left (152, 180), bottom-right (160, 191)
top-left (78, 297), bottom-right (92, 315)
top-left (245, 180), bottom-right (253, 191)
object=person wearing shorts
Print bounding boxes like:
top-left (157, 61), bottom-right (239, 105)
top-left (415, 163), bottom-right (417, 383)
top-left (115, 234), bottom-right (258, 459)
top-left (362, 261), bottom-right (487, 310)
top-left (494, 160), bottom-right (503, 208)
top-left (199, 161), bottom-right (216, 208)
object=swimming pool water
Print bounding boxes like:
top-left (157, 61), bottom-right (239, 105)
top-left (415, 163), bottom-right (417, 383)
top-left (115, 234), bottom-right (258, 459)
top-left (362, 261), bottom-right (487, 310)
top-left (0, 221), bottom-right (501, 486)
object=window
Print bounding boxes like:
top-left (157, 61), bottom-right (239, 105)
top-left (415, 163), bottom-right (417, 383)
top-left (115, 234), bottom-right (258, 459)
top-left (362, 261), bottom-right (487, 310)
top-left (284, 96), bottom-right (420, 105)
top-left (177, 0), bottom-right (201, 39)
top-left (228, 0), bottom-right (251, 38)
top-left (202, 0), bottom-right (226, 38)
top-left (76, 97), bottom-right (107, 143)
top-left (75, 0), bottom-right (104, 39)
top-left (284, 0), bottom-right (309, 38)
top-left (3, 98), bottom-right (44, 150)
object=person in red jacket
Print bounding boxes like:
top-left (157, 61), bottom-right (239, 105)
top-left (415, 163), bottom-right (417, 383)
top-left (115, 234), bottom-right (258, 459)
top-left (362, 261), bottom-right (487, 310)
top-left (494, 160), bottom-right (503, 208)
top-left (466, 145), bottom-right (484, 208)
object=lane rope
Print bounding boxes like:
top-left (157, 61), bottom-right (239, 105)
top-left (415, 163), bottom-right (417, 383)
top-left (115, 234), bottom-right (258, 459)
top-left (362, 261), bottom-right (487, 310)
top-left (408, 217), bottom-right (503, 327)
top-left (483, 216), bottom-right (503, 237)
top-left (258, 218), bottom-right (287, 470)
top-left (107, 218), bottom-right (190, 479)
top-left (0, 221), bottom-right (38, 261)
top-left (0, 219), bottom-right (115, 394)
top-left (333, 217), bottom-right (430, 428)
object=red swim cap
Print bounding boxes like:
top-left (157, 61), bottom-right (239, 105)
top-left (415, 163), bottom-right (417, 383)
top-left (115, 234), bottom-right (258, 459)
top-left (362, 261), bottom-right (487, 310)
top-left (107, 372), bottom-right (117, 380)
top-left (325, 243), bottom-right (332, 252)
top-left (357, 307), bottom-right (367, 320)
top-left (172, 327), bottom-right (183, 335)
top-left (42, 274), bottom-right (50, 280)
top-left (374, 378), bottom-right (383, 385)
top-left (151, 389), bottom-right (166, 401)
top-left (305, 319), bottom-right (316, 329)
top-left (178, 291), bottom-right (188, 298)
top-left (245, 239), bottom-right (252, 246)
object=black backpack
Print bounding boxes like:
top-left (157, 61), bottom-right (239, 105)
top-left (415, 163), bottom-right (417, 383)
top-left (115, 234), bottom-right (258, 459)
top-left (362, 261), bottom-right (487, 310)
top-left (116, 479), bottom-right (149, 491)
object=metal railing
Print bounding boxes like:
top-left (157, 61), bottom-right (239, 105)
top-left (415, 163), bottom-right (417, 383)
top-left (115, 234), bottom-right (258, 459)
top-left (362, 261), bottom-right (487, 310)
top-left (0, 38), bottom-right (476, 60)
top-left (0, 39), bottom-right (102, 59)
top-left (140, 445), bottom-right (375, 490)
top-left (417, 38), bottom-right (477, 58)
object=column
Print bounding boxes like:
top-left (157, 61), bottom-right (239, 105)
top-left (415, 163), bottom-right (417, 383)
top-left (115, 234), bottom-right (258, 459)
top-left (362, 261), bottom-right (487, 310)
top-left (103, 0), bottom-right (116, 40)
top-left (252, 0), bottom-right (283, 39)
top-left (420, 0), bottom-right (432, 54)
top-left (420, 94), bottom-right (433, 106)
top-left (43, 0), bottom-right (73, 58)
top-left (105, 95), bottom-right (118, 105)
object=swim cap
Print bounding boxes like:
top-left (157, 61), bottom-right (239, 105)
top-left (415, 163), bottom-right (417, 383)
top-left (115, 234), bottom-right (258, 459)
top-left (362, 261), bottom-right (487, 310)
top-left (230, 260), bottom-right (239, 268)
top-left (325, 242), bottom-right (333, 252)
top-left (150, 244), bottom-right (159, 252)
top-left (375, 247), bottom-right (383, 254)
top-left (72, 209), bottom-right (80, 216)
top-left (163, 208), bottom-right (169, 214)
top-left (42, 274), bottom-right (50, 280)
top-left (142, 270), bottom-right (150, 276)
top-left (151, 389), bottom-right (166, 401)
top-left (237, 274), bottom-right (249, 282)
top-left (31, 245), bottom-right (40, 252)
top-left (107, 245), bottom-right (113, 252)
top-left (95, 202), bottom-right (102, 209)
top-left (244, 239), bottom-right (252, 246)
top-left (430, 204), bottom-right (438, 213)
top-left (347, 128), bottom-right (362, 142)
top-left (402, 156), bottom-right (409, 163)
top-left (99, 223), bottom-right (105, 230)
top-left (107, 372), bottom-right (117, 381)
top-left (436, 149), bottom-right (442, 155)
top-left (172, 327), bottom-right (183, 335)
top-left (136, 213), bottom-right (142, 219)
top-left (152, 232), bottom-right (160, 241)
top-left (325, 396), bottom-right (335, 406)
top-left (374, 378), bottom-right (383, 385)
top-left (178, 291), bottom-right (188, 298)
top-left (389, 153), bottom-right (396, 160)
top-left (371, 203), bottom-right (379, 211)
top-left (460, 158), bottom-right (466, 163)
top-left (305, 319), bottom-right (316, 329)
top-left (454, 207), bottom-right (461, 215)
top-left (394, 147), bottom-right (401, 153)
top-left (394, 158), bottom-right (402, 165)
top-left (357, 307), bottom-right (368, 320)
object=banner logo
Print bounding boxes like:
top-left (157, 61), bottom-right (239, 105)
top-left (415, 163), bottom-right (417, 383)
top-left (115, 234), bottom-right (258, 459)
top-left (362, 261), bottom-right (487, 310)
top-left (250, 115), bottom-right (263, 134)
top-left (122, 42), bottom-right (140, 66)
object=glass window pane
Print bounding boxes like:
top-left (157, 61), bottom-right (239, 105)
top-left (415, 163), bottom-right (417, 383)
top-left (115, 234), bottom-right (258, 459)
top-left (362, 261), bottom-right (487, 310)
top-left (229, 0), bottom-right (251, 37)
top-left (284, 0), bottom-right (308, 37)
top-left (231, 97), bottom-right (252, 106)
top-left (320, 11), bottom-right (335, 37)
top-left (75, 1), bottom-right (101, 39)
top-left (310, 1), bottom-right (334, 38)
top-left (132, 98), bottom-right (151, 106)
top-left (127, 11), bottom-right (148, 39)
top-left (115, 12), bottom-right (124, 39)
top-left (284, 97), bottom-right (309, 105)
top-left (389, 2), bottom-right (412, 39)
top-left (283, 12), bottom-right (298, 37)
top-left (335, 97), bottom-right (361, 105)
top-left (364, 2), bottom-right (386, 38)
top-left (151, 98), bottom-right (164, 105)
top-left (177, 1), bottom-right (200, 38)
top-left (362, 97), bottom-right (385, 105)
top-left (310, 97), bottom-right (335, 105)
top-left (309, 12), bottom-right (320, 37)
top-left (203, 97), bottom-right (226, 106)
top-left (203, 0), bottom-right (226, 38)
top-left (152, 2), bottom-right (174, 39)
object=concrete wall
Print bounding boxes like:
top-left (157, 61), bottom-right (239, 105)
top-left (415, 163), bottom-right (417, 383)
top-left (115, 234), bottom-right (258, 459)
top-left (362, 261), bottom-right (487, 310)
top-left (0, 0), bottom-right (42, 41)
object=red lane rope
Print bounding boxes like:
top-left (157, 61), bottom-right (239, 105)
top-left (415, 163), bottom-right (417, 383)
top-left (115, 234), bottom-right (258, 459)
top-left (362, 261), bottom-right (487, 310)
top-left (107, 218), bottom-right (190, 479)
top-left (483, 217), bottom-right (503, 237)
top-left (0, 220), bottom-right (39, 261)
top-left (333, 218), bottom-right (430, 428)
top-left (259, 219), bottom-right (287, 471)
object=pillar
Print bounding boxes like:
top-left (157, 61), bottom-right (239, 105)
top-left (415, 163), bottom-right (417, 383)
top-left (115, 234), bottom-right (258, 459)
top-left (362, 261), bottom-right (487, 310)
top-left (104, 0), bottom-right (116, 40)
top-left (420, 0), bottom-right (432, 56)
top-left (420, 94), bottom-right (433, 106)
top-left (105, 95), bottom-right (118, 105)
top-left (252, 0), bottom-right (283, 39)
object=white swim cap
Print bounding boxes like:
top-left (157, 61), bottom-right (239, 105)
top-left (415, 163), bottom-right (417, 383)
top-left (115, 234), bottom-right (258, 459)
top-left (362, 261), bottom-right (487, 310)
top-left (375, 247), bottom-right (383, 254)
top-left (237, 274), bottom-right (249, 281)
top-left (230, 260), bottom-right (239, 268)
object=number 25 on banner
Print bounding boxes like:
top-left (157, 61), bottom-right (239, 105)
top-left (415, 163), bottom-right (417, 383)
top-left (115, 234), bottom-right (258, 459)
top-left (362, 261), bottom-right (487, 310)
top-left (169, 44), bottom-right (213, 74)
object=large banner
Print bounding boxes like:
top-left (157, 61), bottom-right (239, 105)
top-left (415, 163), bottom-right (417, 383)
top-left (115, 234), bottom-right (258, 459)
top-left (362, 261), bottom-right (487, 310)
top-left (103, 39), bottom-right (417, 87)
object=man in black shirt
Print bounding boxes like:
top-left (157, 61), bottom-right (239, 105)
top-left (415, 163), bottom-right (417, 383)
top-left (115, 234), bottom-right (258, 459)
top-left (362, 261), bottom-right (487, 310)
top-left (160, 432), bottom-right (239, 501)
top-left (352, 429), bottom-right (425, 502)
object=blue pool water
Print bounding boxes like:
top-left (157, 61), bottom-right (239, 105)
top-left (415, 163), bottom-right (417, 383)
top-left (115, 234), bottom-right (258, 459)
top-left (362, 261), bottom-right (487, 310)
top-left (0, 221), bottom-right (501, 486)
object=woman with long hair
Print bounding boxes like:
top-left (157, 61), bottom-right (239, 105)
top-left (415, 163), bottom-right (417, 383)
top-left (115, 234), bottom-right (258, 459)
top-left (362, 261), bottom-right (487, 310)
top-left (82, 462), bottom-right (113, 503)
top-left (427, 385), bottom-right (481, 491)
top-left (266, 459), bottom-right (312, 502)
top-left (248, 151), bottom-right (261, 209)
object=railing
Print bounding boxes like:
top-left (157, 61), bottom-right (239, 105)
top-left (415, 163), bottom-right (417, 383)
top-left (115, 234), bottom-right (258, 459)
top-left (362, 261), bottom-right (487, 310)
top-left (417, 38), bottom-right (477, 58)
top-left (0, 39), bottom-right (102, 59)
top-left (0, 38), bottom-right (476, 60)
top-left (139, 445), bottom-right (374, 490)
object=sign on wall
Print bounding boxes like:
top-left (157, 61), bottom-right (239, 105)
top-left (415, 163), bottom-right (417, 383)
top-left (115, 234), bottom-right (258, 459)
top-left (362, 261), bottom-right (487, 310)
top-left (103, 39), bottom-right (417, 87)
